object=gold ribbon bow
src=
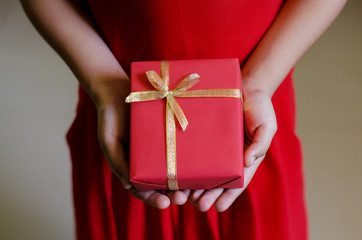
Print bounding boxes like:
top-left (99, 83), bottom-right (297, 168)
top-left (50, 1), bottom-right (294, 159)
top-left (126, 61), bottom-right (242, 190)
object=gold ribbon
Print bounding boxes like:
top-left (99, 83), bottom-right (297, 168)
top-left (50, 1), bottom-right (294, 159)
top-left (125, 61), bottom-right (242, 190)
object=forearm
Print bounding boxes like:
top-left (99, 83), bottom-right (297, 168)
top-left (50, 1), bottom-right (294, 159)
top-left (242, 0), bottom-right (347, 97)
top-left (20, 0), bottom-right (128, 104)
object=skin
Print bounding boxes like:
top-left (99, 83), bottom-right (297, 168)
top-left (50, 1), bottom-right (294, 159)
top-left (20, 0), bottom-right (347, 212)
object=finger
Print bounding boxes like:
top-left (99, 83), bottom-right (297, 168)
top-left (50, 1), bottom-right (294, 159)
top-left (214, 188), bottom-right (243, 212)
top-left (189, 189), bottom-right (205, 204)
top-left (244, 122), bottom-right (276, 167)
top-left (215, 156), bottom-right (263, 212)
top-left (196, 188), bottom-right (224, 212)
top-left (182, 189), bottom-right (191, 198)
top-left (129, 188), bottom-right (170, 209)
top-left (166, 190), bottom-right (188, 205)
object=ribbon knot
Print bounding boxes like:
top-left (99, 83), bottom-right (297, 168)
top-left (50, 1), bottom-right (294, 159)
top-left (126, 61), bottom-right (242, 190)
top-left (126, 63), bottom-right (201, 131)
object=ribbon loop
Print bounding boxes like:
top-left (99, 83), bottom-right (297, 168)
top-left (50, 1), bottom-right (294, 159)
top-left (175, 73), bottom-right (201, 91)
top-left (146, 70), bottom-right (168, 91)
top-left (126, 61), bottom-right (242, 190)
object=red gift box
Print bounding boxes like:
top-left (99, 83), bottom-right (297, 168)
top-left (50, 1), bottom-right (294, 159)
top-left (128, 58), bottom-right (244, 190)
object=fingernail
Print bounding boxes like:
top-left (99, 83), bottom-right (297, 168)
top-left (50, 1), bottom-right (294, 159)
top-left (250, 156), bottom-right (256, 164)
top-left (124, 182), bottom-right (132, 189)
top-left (120, 177), bottom-right (132, 189)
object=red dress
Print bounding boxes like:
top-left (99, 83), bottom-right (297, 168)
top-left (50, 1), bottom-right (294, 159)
top-left (66, 0), bottom-right (308, 239)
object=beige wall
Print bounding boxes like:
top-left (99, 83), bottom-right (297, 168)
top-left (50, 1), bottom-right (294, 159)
top-left (0, 1), bottom-right (76, 239)
top-left (0, 1), bottom-right (361, 239)
top-left (294, 1), bottom-right (362, 239)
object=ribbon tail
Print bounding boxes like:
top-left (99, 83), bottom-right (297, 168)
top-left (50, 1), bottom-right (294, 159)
top-left (167, 95), bottom-right (188, 131)
top-left (166, 100), bottom-right (179, 190)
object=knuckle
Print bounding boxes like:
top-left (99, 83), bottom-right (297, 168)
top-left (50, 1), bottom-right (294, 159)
top-left (272, 122), bottom-right (278, 133)
top-left (266, 121), bottom-right (277, 134)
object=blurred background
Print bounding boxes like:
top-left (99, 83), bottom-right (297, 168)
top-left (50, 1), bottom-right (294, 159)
top-left (0, 0), bottom-right (361, 239)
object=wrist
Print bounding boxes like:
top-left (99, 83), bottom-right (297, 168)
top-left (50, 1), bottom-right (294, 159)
top-left (83, 75), bottom-right (131, 109)
top-left (241, 76), bottom-right (274, 100)
top-left (240, 59), bottom-right (282, 99)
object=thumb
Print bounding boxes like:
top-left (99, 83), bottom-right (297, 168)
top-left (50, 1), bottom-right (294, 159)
top-left (244, 122), bottom-right (277, 167)
top-left (97, 106), bottom-right (132, 189)
top-left (105, 141), bottom-right (132, 189)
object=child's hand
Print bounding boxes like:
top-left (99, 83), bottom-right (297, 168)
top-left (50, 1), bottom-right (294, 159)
top-left (93, 78), bottom-right (189, 209)
top-left (188, 90), bottom-right (277, 212)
